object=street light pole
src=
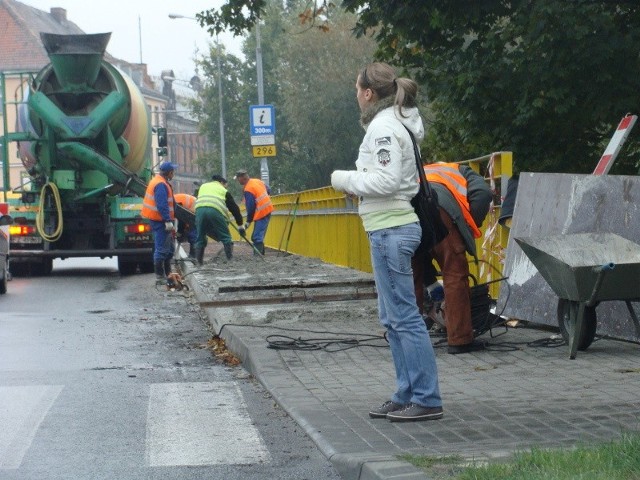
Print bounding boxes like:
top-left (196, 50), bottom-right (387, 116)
top-left (168, 13), bottom-right (226, 179)
top-left (255, 21), bottom-right (270, 186)
top-left (138, 15), bottom-right (143, 64)
top-left (215, 36), bottom-right (227, 179)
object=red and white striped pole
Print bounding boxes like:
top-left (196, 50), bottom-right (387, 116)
top-left (592, 114), bottom-right (637, 175)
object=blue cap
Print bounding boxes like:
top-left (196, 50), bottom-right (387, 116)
top-left (159, 161), bottom-right (177, 173)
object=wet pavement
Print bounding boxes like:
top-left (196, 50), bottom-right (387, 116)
top-left (180, 242), bottom-right (640, 480)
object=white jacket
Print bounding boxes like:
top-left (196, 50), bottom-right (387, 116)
top-left (331, 105), bottom-right (423, 215)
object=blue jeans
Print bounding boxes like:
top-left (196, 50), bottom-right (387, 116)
top-left (368, 222), bottom-right (442, 408)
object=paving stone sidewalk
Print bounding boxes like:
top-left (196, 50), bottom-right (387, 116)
top-left (180, 244), bottom-right (640, 480)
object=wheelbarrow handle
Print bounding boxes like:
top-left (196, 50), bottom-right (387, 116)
top-left (592, 262), bottom-right (615, 273)
top-left (586, 262), bottom-right (615, 307)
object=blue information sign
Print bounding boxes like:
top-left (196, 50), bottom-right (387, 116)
top-left (249, 105), bottom-right (276, 136)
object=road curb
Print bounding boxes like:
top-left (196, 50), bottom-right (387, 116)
top-left (330, 453), bottom-right (430, 480)
top-left (182, 260), bottom-right (430, 480)
top-left (209, 318), bottom-right (430, 480)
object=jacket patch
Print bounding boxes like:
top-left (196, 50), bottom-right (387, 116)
top-left (375, 136), bottom-right (392, 146)
top-left (377, 149), bottom-right (391, 166)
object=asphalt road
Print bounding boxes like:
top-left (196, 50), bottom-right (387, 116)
top-left (0, 257), bottom-right (340, 480)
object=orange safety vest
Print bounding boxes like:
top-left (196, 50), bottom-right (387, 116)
top-left (244, 178), bottom-right (273, 221)
top-left (424, 163), bottom-right (482, 238)
top-left (174, 193), bottom-right (196, 212)
top-left (141, 174), bottom-right (175, 221)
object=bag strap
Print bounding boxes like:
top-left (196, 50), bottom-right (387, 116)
top-left (403, 126), bottom-right (435, 200)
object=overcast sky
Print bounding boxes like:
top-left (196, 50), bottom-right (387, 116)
top-left (20, 0), bottom-right (246, 81)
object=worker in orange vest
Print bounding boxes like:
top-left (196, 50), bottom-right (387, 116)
top-left (233, 169), bottom-right (274, 255)
top-left (412, 162), bottom-right (492, 354)
top-left (174, 193), bottom-right (197, 259)
top-left (141, 161), bottom-right (177, 285)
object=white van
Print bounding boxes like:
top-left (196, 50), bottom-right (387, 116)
top-left (0, 202), bottom-right (12, 294)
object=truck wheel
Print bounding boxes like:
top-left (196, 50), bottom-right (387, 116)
top-left (0, 263), bottom-right (7, 294)
top-left (32, 258), bottom-right (53, 276)
top-left (118, 256), bottom-right (137, 275)
top-left (139, 262), bottom-right (154, 274)
top-left (557, 298), bottom-right (597, 351)
top-left (9, 261), bottom-right (29, 277)
top-left (42, 258), bottom-right (53, 275)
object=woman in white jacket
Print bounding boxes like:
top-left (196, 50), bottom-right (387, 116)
top-left (331, 62), bottom-right (443, 422)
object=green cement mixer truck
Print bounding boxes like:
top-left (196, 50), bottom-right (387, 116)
top-left (0, 33), bottom-right (186, 275)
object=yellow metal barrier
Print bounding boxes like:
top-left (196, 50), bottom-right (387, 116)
top-left (259, 186), bottom-right (372, 272)
top-left (456, 152), bottom-right (513, 298)
top-left (235, 152), bottom-right (512, 298)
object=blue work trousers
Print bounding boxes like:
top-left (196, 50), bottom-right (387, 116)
top-left (151, 220), bottom-right (175, 262)
top-left (251, 214), bottom-right (271, 244)
top-left (368, 222), bottom-right (442, 408)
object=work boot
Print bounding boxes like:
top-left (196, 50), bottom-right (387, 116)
top-left (153, 261), bottom-right (165, 286)
top-left (188, 244), bottom-right (196, 259)
top-left (223, 242), bottom-right (233, 260)
top-left (254, 242), bottom-right (264, 255)
top-left (195, 247), bottom-right (204, 266)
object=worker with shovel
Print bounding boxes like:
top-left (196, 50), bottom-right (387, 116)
top-left (234, 169), bottom-right (273, 255)
top-left (193, 175), bottom-right (244, 265)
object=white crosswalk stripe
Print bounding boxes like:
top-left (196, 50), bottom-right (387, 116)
top-left (0, 385), bottom-right (64, 469)
top-left (0, 381), bottom-right (270, 469)
top-left (146, 381), bottom-right (271, 467)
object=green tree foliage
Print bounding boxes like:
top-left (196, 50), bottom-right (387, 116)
top-left (197, 0), bottom-right (266, 37)
top-left (342, 0), bottom-right (640, 173)
top-left (192, 44), bottom-right (248, 180)
top-left (276, 6), bottom-right (376, 189)
top-left (195, 0), bottom-right (376, 192)
top-left (199, 0), bottom-right (640, 174)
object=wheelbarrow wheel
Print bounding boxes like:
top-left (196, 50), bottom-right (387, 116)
top-left (557, 299), bottom-right (597, 351)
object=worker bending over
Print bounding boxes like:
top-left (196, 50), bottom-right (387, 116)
top-left (174, 193), bottom-right (197, 258)
top-left (413, 162), bottom-right (492, 354)
top-left (194, 175), bottom-right (244, 265)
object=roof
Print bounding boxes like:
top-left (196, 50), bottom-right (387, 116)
top-left (0, 0), bottom-right (84, 71)
top-left (0, 0), bottom-right (159, 92)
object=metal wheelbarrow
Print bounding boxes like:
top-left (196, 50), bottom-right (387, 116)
top-left (514, 233), bottom-right (640, 359)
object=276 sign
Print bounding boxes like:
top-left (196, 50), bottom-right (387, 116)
top-left (252, 145), bottom-right (277, 157)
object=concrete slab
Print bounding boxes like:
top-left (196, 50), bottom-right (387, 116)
top-left (498, 173), bottom-right (640, 342)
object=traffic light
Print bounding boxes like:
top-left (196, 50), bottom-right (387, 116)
top-left (157, 147), bottom-right (168, 156)
top-left (157, 127), bottom-right (167, 147)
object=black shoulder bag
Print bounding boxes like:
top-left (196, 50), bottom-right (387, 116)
top-left (405, 127), bottom-right (448, 254)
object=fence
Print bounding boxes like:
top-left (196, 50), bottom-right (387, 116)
top-left (241, 152), bottom-right (513, 299)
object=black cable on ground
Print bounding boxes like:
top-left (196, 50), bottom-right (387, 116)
top-left (213, 318), bottom-right (575, 353)
top-left (265, 334), bottom-right (389, 352)
top-left (215, 323), bottom-right (389, 352)
top-left (527, 336), bottom-right (566, 348)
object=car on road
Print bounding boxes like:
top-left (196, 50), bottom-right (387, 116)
top-left (0, 202), bottom-right (12, 294)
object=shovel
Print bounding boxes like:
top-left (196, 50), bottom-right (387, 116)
top-left (229, 222), bottom-right (266, 260)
